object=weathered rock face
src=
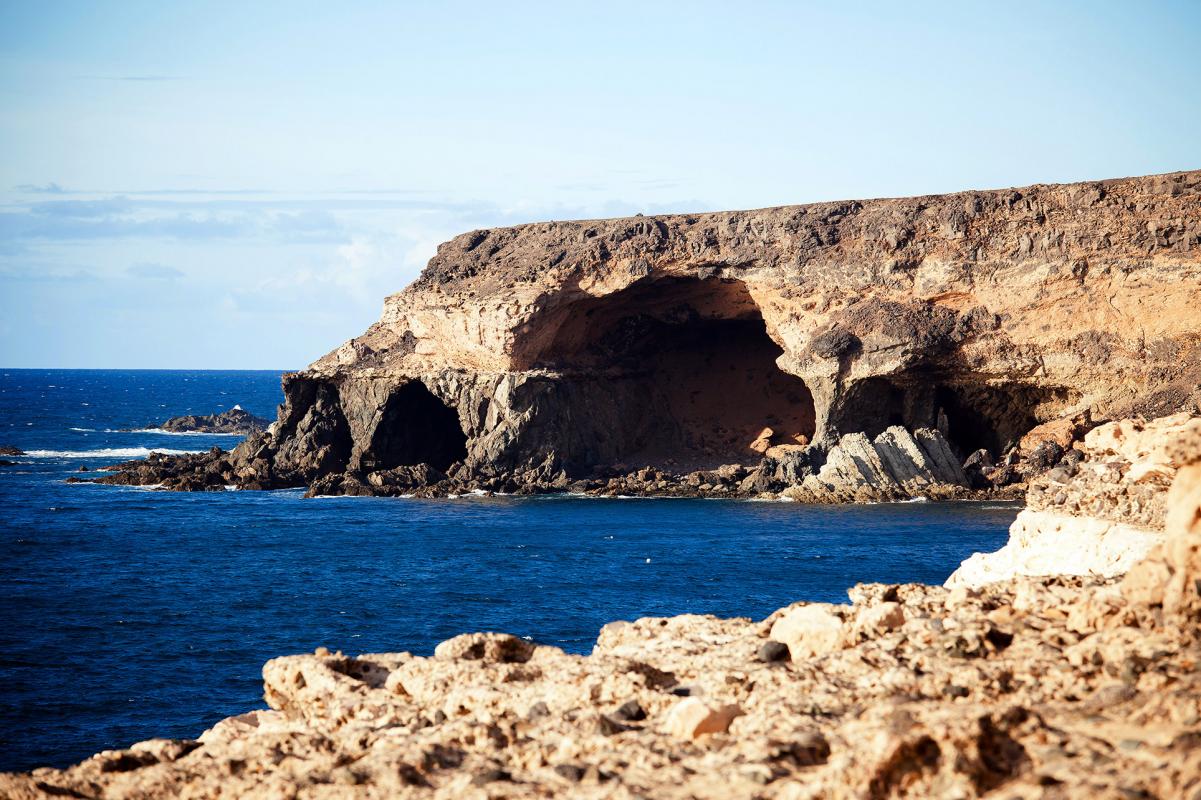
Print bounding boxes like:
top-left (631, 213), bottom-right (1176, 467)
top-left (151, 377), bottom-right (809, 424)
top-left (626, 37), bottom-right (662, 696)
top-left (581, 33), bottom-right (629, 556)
top-left (100, 171), bottom-right (1201, 496)
top-left (948, 413), bottom-right (1201, 587)
top-left (7, 419), bottom-right (1200, 798)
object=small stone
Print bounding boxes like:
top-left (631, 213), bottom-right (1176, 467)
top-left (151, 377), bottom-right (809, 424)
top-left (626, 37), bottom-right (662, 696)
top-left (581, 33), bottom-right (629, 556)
top-left (553, 764), bottom-right (585, 782)
top-left (613, 699), bottom-right (646, 721)
top-left (664, 698), bottom-right (742, 739)
top-left (769, 604), bottom-right (846, 660)
top-left (471, 767), bottom-right (511, 785)
top-left (757, 640), bottom-right (791, 662)
top-left (595, 714), bottom-right (636, 736)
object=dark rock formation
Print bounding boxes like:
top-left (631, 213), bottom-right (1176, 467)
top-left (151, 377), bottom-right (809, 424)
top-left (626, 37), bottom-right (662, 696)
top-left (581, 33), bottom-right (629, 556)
top-left (96, 171), bottom-right (1201, 498)
top-left (155, 407), bottom-right (270, 435)
top-left (0, 445), bottom-right (24, 456)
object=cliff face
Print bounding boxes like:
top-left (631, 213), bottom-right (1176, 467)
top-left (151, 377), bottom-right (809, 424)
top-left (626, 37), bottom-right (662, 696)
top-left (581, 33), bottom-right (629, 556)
top-left (103, 170), bottom-right (1201, 496)
top-left (8, 418), bottom-right (1199, 798)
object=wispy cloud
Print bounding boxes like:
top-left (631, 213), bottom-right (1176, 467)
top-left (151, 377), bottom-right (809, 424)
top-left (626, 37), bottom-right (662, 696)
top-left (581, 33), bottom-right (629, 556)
top-left (126, 262), bottom-right (184, 280)
top-left (15, 182), bottom-right (66, 194)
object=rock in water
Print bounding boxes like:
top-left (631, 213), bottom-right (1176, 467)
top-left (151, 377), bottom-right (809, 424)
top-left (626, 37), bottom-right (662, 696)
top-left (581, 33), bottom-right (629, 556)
top-left (157, 407), bottom-right (270, 435)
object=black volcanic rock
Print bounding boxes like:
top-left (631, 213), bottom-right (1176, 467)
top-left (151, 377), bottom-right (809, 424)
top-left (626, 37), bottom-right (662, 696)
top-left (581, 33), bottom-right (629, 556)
top-left (158, 407), bottom-right (270, 435)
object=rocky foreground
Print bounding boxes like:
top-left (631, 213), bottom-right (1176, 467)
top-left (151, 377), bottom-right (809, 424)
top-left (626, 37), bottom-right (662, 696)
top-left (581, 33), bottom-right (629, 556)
top-left (7, 416), bottom-right (1199, 798)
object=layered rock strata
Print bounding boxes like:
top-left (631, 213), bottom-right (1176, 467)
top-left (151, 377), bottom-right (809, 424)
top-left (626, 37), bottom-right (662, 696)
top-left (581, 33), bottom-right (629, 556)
top-left (6, 417), bottom-right (1200, 798)
top-left (93, 170), bottom-right (1201, 498)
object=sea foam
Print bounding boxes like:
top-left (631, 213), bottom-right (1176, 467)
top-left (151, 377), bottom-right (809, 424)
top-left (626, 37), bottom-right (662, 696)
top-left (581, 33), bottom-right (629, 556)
top-left (22, 447), bottom-right (203, 459)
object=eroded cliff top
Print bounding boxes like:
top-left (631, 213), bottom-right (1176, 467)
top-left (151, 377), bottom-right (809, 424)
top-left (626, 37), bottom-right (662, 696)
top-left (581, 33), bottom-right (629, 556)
top-left (407, 169), bottom-right (1200, 297)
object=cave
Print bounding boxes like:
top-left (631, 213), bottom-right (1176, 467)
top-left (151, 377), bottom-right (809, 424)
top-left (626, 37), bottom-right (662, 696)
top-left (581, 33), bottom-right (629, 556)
top-left (832, 375), bottom-right (1074, 460)
top-left (932, 384), bottom-right (1058, 458)
top-left (532, 277), bottom-right (816, 472)
top-left (364, 381), bottom-right (468, 472)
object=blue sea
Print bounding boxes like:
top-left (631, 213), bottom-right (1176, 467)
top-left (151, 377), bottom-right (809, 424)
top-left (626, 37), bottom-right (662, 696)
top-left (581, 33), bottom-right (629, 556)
top-left (0, 369), bottom-right (1018, 773)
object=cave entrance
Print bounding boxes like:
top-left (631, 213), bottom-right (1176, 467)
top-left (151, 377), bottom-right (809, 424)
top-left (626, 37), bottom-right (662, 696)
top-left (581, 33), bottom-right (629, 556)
top-left (536, 277), bottom-right (816, 472)
top-left (933, 385), bottom-right (1045, 458)
top-left (833, 376), bottom-right (1072, 460)
top-left (367, 382), bottom-right (467, 472)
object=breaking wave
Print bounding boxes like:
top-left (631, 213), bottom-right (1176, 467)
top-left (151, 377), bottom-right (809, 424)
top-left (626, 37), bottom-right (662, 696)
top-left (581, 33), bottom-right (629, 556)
top-left (22, 447), bottom-right (203, 459)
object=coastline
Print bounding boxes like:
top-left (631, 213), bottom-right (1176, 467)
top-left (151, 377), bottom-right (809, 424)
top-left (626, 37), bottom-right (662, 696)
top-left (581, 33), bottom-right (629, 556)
top-left (4, 415), bottom-right (1196, 797)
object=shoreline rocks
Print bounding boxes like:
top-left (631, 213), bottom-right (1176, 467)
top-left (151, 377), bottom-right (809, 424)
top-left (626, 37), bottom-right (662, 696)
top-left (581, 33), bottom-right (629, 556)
top-left (947, 413), bottom-right (1201, 587)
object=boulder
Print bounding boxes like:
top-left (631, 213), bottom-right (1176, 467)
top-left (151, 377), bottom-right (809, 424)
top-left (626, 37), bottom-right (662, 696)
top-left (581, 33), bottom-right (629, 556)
top-left (768, 603), bottom-right (847, 660)
top-left (663, 697), bottom-right (742, 738)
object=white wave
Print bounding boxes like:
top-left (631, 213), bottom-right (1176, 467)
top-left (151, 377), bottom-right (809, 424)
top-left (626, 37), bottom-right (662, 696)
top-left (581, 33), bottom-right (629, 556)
top-left (23, 447), bottom-right (203, 459)
top-left (68, 427), bottom-right (95, 432)
top-left (901, 496), bottom-right (930, 503)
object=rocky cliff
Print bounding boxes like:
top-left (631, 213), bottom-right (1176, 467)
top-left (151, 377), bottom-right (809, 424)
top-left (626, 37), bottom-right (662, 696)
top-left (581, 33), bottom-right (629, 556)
top-left (98, 170), bottom-right (1201, 497)
top-left (948, 413), bottom-right (1201, 586)
top-left (7, 416), bottom-right (1199, 798)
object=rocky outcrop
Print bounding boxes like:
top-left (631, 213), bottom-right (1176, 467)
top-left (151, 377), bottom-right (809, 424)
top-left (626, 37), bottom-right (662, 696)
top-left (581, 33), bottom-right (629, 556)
top-left (948, 413), bottom-right (1201, 586)
top-left (96, 171), bottom-right (1201, 497)
top-left (6, 420), bottom-right (1200, 798)
top-left (155, 407), bottom-right (270, 435)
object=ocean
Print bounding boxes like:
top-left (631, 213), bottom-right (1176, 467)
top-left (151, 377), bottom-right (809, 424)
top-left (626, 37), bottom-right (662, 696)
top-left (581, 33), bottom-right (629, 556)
top-left (0, 369), bottom-right (1019, 773)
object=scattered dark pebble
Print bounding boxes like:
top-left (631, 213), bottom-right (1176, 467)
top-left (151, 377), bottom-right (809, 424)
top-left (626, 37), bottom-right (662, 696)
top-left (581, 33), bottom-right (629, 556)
top-left (613, 699), bottom-right (646, 721)
top-left (758, 640), bottom-right (791, 663)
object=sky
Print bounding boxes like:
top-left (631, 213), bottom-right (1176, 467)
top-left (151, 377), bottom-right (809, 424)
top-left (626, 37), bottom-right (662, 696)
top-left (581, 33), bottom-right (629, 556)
top-left (2, 1), bottom-right (1198, 369)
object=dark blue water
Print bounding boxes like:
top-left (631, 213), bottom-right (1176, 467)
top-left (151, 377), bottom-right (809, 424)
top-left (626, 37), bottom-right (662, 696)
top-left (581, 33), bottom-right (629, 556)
top-left (0, 369), bottom-right (1018, 773)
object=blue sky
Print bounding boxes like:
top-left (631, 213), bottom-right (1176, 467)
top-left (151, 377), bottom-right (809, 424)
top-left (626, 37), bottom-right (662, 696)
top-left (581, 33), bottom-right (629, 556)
top-left (2, 1), bottom-right (1198, 368)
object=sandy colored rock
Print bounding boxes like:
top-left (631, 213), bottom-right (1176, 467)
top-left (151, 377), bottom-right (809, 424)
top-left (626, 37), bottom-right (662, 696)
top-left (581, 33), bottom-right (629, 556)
top-left (948, 413), bottom-right (1201, 587)
top-left (768, 603), bottom-right (846, 660)
top-left (663, 697), bottom-right (743, 739)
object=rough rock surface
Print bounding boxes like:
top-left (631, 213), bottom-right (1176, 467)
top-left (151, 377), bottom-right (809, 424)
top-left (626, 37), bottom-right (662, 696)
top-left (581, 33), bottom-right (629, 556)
top-left (6, 419), bottom-right (1200, 798)
top-left (155, 407), bottom-right (271, 435)
top-left (94, 171), bottom-right (1201, 498)
top-left (948, 413), bottom-right (1201, 586)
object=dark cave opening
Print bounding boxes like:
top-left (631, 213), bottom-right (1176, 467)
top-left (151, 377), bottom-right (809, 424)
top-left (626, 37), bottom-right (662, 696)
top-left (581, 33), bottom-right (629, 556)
top-left (933, 384), bottom-right (1044, 458)
top-left (833, 376), bottom-right (1071, 460)
top-left (535, 277), bottom-right (817, 472)
top-left (366, 381), bottom-right (468, 472)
